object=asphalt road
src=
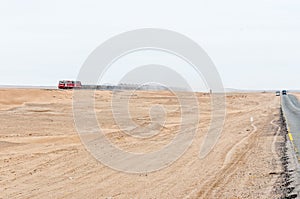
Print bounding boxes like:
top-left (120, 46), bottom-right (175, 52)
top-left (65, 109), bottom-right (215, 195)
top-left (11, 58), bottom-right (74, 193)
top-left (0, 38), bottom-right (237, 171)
top-left (281, 94), bottom-right (300, 155)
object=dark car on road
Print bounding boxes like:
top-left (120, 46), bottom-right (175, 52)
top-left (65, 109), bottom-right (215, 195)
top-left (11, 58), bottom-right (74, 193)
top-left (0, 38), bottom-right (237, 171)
top-left (282, 90), bottom-right (287, 95)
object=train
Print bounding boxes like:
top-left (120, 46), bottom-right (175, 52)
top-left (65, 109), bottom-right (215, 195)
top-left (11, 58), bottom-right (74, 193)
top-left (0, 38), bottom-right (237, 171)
top-left (58, 80), bottom-right (82, 89)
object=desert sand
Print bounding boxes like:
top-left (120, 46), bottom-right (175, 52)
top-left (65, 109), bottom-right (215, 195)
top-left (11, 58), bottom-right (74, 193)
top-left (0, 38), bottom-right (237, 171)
top-left (0, 89), bottom-right (284, 198)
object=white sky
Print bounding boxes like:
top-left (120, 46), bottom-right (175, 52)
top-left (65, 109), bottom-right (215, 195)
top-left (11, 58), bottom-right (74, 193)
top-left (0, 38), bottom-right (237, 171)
top-left (0, 0), bottom-right (299, 90)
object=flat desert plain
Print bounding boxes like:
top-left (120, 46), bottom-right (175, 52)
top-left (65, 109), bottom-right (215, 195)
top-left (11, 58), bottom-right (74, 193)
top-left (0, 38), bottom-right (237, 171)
top-left (0, 89), bottom-right (284, 198)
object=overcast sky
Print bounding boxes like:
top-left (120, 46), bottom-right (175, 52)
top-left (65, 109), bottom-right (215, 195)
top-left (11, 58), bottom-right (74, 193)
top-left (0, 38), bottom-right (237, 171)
top-left (0, 0), bottom-right (299, 90)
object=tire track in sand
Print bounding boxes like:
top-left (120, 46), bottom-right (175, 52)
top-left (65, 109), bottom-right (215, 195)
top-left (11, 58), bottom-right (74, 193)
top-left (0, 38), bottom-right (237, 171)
top-left (197, 122), bottom-right (260, 198)
top-left (183, 121), bottom-right (259, 198)
top-left (198, 115), bottom-right (280, 198)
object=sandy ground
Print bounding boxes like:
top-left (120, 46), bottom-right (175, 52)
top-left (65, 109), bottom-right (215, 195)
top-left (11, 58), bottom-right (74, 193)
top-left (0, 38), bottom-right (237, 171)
top-left (0, 89), bottom-right (284, 198)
